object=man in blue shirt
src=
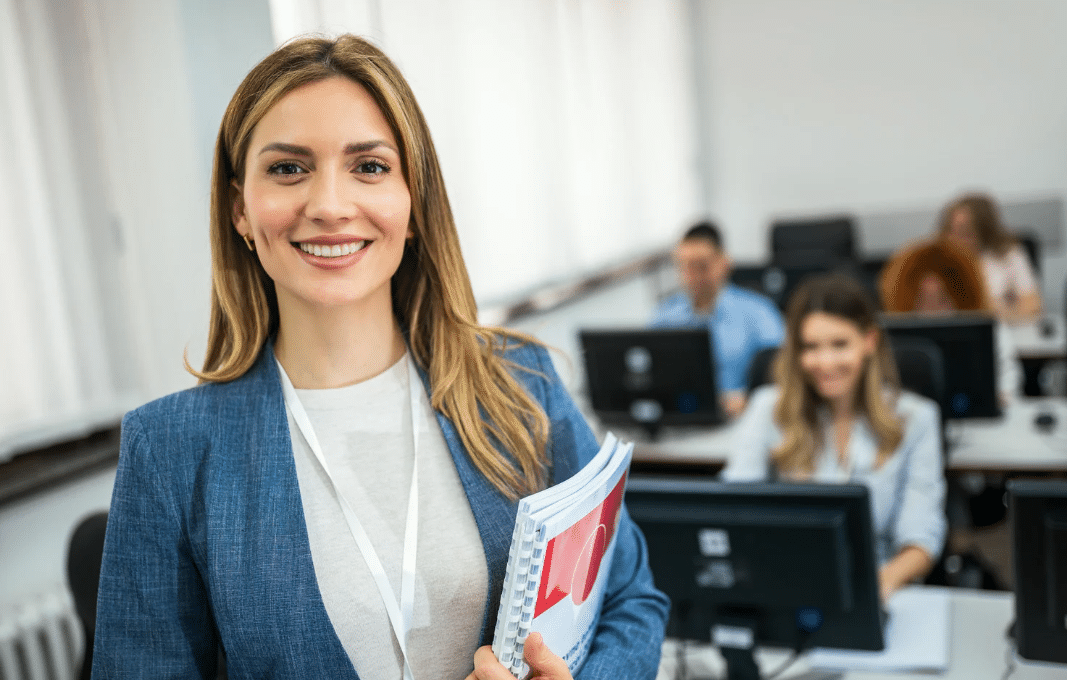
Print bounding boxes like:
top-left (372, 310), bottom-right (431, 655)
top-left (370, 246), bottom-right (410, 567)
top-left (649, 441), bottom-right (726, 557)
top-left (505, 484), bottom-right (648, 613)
top-left (651, 222), bottom-right (784, 418)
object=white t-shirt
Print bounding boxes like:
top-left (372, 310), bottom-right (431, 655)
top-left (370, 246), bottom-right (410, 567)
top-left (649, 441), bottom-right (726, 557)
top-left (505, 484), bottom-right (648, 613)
top-left (286, 353), bottom-right (487, 680)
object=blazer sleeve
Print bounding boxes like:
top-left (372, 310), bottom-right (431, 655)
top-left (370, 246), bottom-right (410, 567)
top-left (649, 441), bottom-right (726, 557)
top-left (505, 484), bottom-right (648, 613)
top-left (91, 409), bottom-right (219, 679)
top-left (890, 398), bottom-right (947, 562)
top-left (528, 346), bottom-right (670, 680)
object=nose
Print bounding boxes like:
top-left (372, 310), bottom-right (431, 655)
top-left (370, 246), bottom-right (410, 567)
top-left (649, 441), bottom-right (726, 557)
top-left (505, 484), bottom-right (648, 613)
top-left (304, 168), bottom-right (356, 226)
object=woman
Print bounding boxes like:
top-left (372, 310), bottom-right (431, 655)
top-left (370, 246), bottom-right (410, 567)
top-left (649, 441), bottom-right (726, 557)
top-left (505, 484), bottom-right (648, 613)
top-left (938, 193), bottom-right (1042, 322)
top-left (723, 274), bottom-right (946, 601)
top-left (879, 238), bottom-right (1022, 405)
top-left (92, 35), bottom-right (668, 680)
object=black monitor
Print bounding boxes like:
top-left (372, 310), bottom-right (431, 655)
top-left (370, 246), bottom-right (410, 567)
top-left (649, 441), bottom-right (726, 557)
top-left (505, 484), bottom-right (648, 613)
top-left (625, 476), bottom-right (884, 680)
top-left (881, 313), bottom-right (1000, 419)
top-left (578, 328), bottom-right (722, 438)
top-left (1007, 479), bottom-right (1067, 665)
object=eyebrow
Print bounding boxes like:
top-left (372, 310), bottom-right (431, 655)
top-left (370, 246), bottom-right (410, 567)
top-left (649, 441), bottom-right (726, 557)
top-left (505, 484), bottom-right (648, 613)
top-left (257, 140), bottom-right (398, 156)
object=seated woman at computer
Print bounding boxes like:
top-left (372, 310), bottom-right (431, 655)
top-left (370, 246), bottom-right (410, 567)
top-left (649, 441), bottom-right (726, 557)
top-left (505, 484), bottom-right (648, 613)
top-left (937, 192), bottom-right (1042, 322)
top-left (722, 274), bottom-right (946, 601)
top-left (879, 238), bottom-right (1022, 405)
top-left (651, 221), bottom-right (784, 419)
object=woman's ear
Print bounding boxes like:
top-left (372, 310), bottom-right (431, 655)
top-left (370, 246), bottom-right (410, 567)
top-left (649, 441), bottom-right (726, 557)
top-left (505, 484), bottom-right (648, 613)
top-left (230, 179), bottom-right (248, 237)
top-left (863, 328), bottom-right (880, 357)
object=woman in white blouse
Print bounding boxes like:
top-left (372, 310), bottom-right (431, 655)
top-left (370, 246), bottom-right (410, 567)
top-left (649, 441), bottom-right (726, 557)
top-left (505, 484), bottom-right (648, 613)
top-left (722, 274), bottom-right (946, 602)
top-left (938, 193), bottom-right (1042, 322)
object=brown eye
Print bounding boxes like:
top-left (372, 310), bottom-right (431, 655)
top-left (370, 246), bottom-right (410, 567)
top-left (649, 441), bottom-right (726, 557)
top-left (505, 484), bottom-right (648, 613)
top-left (268, 162), bottom-right (305, 176)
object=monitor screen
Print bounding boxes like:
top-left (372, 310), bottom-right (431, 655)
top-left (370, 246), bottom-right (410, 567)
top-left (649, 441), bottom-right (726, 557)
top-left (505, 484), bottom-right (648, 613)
top-left (1007, 479), bottom-right (1067, 665)
top-left (625, 476), bottom-right (884, 679)
top-left (881, 313), bottom-right (999, 419)
top-left (578, 328), bottom-right (722, 435)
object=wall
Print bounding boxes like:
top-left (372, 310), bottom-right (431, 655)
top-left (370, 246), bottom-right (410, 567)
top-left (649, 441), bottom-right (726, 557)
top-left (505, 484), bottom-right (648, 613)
top-left (696, 0), bottom-right (1067, 307)
top-left (0, 468), bottom-right (115, 611)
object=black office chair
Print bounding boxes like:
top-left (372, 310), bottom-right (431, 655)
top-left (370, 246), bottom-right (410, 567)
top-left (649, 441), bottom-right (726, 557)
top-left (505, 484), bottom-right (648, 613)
top-left (769, 215), bottom-right (858, 266)
top-left (890, 336), bottom-right (945, 415)
top-left (66, 512), bottom-right (109, 680)
top-left (1015, 231), bottom-right (1041, 278)
top-left (746, 346), bottom-right (779, 394)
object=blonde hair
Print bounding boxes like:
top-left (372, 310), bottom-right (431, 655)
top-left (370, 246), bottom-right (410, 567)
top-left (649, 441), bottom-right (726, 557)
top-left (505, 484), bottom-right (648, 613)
top-left (189, 34), bottom-right (548, 499)
top-left (772, 274), bottom-right (903, 476)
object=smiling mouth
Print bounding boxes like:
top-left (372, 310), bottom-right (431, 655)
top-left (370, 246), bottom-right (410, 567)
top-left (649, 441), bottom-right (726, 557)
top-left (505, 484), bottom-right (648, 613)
top-left (294, 240), bottom-right (369, 258)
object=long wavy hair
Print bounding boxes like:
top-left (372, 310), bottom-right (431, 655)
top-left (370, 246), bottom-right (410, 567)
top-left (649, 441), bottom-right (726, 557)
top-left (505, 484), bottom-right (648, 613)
top-left (188, 35), bottom-right (548, 499)
top-left (879, 238), bottom-right (993, 313)
top-left (772, 274), bottom-right (903, 476)
top-left (938, 192), bottom-right (1015, 257)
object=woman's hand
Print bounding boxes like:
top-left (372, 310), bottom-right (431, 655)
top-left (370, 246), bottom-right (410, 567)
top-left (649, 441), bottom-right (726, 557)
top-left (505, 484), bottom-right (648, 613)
top-left (878, 545), bottom-right (934, 602)
top-left (464, 633), bottom-right (574, 680)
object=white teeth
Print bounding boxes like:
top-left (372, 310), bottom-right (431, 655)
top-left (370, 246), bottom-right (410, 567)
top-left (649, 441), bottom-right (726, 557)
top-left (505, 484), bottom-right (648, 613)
top-left (299, 241), bottom-right (367, 258)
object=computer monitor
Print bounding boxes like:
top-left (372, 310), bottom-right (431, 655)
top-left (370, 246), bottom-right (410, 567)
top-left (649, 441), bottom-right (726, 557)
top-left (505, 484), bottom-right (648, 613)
top-left (881, 313), bottom-right (1000, 419)
top-left (1007, 479), bottom-right (1067, 665)
top-left (578, 328), bottom-right (722, 438)
top-left (625, 476), bottom-right (884, 680)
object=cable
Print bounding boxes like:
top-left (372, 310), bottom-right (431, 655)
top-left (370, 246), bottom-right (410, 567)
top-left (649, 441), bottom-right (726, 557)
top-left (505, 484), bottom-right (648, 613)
top-left (762, 649), bottom-right (803, 680)
top-left (1001, 627), bottom-right (1018, 680)
top-left (674, 638), bottom-right (688, 680)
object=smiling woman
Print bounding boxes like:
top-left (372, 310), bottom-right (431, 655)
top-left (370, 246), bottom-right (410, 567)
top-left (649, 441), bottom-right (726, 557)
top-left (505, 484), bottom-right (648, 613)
top-left (723, 274), bottom-right (947, 602)
top-left (91, 34), bottom-right (668, 680)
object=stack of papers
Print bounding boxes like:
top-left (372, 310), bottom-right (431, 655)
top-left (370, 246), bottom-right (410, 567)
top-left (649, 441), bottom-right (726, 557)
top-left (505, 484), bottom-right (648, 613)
top-left (807, 586), bottom-right (952, 673)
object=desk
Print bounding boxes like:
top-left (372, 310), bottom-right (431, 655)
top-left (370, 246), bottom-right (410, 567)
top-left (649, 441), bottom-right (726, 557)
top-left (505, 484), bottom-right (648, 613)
top-left (1008, 313), bottom-right (1065, 361)
top-left (656, 587), bottom-right (1066, 680)
top-left (629, 398), bottom-right (1067, 476)
top-left (627, 423), bottom-right (734, 475)
top-left (947, 398), bottom-right (1067, 473)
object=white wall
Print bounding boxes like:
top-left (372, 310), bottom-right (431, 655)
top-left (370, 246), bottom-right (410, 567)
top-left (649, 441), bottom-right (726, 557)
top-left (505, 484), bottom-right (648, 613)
top-left (0, 468), bottom-right (115, 611)
top-left (697, 0), bottom-right (1067, 283)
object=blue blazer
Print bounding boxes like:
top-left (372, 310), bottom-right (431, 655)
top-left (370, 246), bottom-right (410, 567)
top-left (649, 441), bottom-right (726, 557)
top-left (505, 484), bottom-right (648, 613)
top-left (92, 340), bottom-right (669, 679)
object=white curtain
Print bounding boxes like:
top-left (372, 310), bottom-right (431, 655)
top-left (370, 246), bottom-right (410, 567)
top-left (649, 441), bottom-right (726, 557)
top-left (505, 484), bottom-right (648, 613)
top-left (269, 0), bottom-right (703, 312)
top-left (0, 0), bottom-right (134, 460)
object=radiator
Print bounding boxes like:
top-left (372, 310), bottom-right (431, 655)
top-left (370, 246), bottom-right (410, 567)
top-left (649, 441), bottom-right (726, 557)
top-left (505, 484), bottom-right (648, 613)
top-left (0, 587), bottom-right (84, 680)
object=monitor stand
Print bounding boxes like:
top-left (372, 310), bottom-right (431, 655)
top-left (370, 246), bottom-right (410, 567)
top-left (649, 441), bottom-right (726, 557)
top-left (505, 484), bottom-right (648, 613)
top-left (713, 620), bottom-right (761, 680)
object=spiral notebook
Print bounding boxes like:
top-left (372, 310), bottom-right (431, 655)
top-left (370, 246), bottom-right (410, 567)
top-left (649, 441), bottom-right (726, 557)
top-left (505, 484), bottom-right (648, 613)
top-left (491, 433), bottom-right (633, 677)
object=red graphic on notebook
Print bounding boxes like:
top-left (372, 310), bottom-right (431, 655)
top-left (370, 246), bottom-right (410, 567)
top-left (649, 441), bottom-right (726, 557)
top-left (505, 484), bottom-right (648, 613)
top-left (534, 474), bottom-right (628, 616)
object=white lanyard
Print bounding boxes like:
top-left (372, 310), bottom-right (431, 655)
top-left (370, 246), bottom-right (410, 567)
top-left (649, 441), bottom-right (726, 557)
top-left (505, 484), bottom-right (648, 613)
top-left (277, 355), bottom-right (422, 680)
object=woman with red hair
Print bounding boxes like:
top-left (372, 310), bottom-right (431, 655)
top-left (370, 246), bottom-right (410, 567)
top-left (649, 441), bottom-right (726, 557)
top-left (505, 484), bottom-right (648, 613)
top-left (879, 238), bottom-right (1021, 405)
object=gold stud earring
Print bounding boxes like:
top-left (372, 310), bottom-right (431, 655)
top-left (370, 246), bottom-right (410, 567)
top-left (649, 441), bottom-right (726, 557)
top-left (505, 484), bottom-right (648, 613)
top-left (242, 234), bottom-right (255, 251)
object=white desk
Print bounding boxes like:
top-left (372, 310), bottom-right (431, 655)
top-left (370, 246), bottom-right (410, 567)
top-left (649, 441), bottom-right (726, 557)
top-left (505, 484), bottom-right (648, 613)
top-left (656, 587), bottom-right (1067, 680)
top-left (1008, 313), bottom-right (1066, 361)
top-left (628, 398), bottom-right (1067, 476)
top-left (627, 423), bottom-right (735, 474)
top-left (947, 397), bottom-right (1067, 473)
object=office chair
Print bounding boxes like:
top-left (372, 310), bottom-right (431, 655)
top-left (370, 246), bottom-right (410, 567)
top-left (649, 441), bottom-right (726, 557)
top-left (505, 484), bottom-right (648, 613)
top-left (745, 346), bottom-right (778, 393)
top-left (890, 336), bottom-right (945, 419)
top-left (66, 511), bottom-right (108, 680)
top-left (769, 215), bottom-right (858, 266)
top-left (1015, 231), bottom-right (1040, 278)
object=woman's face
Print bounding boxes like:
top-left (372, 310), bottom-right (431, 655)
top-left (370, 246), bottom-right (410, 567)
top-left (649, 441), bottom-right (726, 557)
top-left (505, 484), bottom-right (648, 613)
top-left (232, 76), bottom-right (412, 318)
top-left (946, 207), bottom-right (980, 254)
top-left (914, 273), bottom-right (957, 313)
top-left (798, 312), bottom-right (878, 405)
